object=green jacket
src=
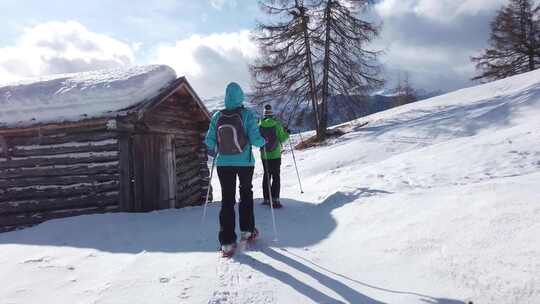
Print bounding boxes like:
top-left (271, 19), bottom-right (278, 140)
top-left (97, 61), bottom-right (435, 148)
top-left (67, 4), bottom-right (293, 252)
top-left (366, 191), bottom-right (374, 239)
top-left (259, 116), bottom-right (289, 160)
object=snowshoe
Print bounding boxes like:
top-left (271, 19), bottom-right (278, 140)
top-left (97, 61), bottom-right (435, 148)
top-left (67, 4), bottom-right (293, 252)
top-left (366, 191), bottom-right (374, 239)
top-left (220, 243), bottom-right (237, 258)
top-left (271, 199), bottom-right (283, 209)
top-left (241, 227), bottom-right (259, 242)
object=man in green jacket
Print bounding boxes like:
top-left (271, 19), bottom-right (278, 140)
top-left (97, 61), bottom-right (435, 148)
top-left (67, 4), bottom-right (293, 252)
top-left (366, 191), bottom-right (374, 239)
top-left (259, 104), bottom-right (290, 208)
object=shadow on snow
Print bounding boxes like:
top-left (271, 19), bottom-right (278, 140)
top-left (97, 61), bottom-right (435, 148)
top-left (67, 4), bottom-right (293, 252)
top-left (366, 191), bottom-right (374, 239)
top-left (233, 246), bottom-right (466, 304)
top-left (0, 180), bottom-right (468, 303)
top-left (0, 187), bottom-right (388, 254)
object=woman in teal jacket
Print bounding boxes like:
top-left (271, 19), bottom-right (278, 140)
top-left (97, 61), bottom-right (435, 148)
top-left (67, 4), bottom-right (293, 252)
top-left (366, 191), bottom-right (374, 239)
top-left (205, 82), bottom-right (265, 255)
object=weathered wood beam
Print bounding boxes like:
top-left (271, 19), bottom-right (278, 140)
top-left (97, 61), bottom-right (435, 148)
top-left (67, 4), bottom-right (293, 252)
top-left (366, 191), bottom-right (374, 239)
top-left (10, 143), bottom-right (118, 158)
top-left (118, 133), bottom-right (134, 212)
top-left (6, 131), bottom-right (118, 146)
top-left (0, 192), bottom-right (119, 215)
top-left (176, 160), bottom-right (200, 172)
top-left (0, 174), bottom-right (120, 188)
top-left (177, 167), bottom-right (200, 184)
top-left (145, 108), bottom-right (206, 122)
top-left (0, 118), bottom-right (111, 137)
top-left (143, 125), bottom-right (201, 137)
top-left (0, 163), bottom-right (118, 179)
top-left (0, 182), bottom-right (119, 202)
top-left (0, 154), bottom-right (119, 169)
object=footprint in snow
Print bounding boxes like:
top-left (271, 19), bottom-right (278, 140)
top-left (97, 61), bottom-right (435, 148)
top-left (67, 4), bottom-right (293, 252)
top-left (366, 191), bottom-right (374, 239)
top-left (23, 256), bottom-right (52, 264)
top-left (178, 292), bottom-right (189, 299)
top-left (159, 277), bottom-right (170, 283)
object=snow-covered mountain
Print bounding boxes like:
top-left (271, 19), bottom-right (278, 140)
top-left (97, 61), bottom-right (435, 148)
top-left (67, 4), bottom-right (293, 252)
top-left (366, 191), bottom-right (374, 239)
top-left (1, 68), bottom-right (539, 303)
top-left (204, 91), bottom-right (441, 132)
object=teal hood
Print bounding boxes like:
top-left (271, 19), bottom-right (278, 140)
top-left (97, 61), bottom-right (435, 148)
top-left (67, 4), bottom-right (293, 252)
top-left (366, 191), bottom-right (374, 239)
top-left (224, 82), bottom-right (245, 110)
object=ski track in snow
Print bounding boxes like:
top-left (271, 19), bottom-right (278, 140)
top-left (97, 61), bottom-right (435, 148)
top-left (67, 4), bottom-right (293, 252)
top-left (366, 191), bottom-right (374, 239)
top-left (208, 242), bottom-right (275, 304)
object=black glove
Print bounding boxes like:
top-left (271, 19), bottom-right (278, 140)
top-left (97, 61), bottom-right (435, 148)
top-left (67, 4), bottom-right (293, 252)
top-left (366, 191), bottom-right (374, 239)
top-left (208, 148), bottom-right (217, 158)
top-left (285, 127), bottom-right (291, 134)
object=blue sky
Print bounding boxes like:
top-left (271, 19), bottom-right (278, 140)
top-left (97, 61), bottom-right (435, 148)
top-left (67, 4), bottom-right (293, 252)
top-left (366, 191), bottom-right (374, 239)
top-left (0, 0), bottom-right (259, 55)
top-left (0, 0), bottom-right (508, 98)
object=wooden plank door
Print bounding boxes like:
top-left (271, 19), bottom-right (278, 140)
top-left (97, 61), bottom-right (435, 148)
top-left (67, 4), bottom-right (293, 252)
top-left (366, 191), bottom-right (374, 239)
top-left (132, 134), bottom-right (176, 212)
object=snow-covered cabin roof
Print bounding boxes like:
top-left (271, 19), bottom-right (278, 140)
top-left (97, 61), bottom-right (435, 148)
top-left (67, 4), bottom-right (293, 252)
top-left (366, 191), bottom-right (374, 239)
top-left (0, 65), bottom-right (180, 128)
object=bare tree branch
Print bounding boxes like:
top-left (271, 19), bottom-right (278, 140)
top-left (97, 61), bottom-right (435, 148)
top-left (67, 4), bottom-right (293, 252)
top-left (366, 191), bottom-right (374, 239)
top-left (472, 0), bottom-right (540, 82)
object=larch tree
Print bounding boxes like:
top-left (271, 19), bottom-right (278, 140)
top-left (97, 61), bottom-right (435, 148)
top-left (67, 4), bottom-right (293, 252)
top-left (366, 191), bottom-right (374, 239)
top-left (315, 0), bottom-right (383, 139)
top-left (472, 0), bottom-right (540, 82)
top-left (251, 0), bottom-right (322, 137)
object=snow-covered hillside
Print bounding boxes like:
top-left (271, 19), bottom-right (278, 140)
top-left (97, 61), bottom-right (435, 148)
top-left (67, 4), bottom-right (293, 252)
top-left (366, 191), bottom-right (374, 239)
top-left (1, 68), bottom-right (539, 304)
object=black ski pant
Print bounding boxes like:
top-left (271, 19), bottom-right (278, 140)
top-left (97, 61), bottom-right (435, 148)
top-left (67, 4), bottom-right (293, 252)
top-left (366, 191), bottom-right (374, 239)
top-left (217, 166), bottom-right (255, 245)
top-left (262, 158), bottom-right (281, 200)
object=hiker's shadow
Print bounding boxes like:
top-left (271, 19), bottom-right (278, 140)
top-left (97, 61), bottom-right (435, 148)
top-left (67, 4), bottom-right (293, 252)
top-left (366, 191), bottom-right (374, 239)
top-left (235, 247), bottom-right (466, 304)
top-left (255, 187), bottom-right (391, 248)
top-left (237, 247), bottom-right (384, 304)
top-left (0, 187), bottom-right (388, 253)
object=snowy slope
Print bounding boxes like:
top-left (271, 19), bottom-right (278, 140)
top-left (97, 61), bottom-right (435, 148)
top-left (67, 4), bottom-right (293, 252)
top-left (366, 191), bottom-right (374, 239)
top-left (0, 65), bottom-right (176, 128)
top-left (1, 69), bottom-right (540, 304)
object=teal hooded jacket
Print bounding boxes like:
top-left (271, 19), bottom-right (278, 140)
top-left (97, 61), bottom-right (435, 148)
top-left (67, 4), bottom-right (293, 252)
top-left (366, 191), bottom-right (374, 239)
top-left (205, 82), bottom-right (265, 167)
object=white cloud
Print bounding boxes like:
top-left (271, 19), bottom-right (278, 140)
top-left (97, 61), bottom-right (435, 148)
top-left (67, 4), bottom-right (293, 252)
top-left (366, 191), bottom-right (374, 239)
top-left (0, 21), bottom-right (135, 84)
top-left (373, 0), bottom-right (507, 92)
top-left (151, 30), bottom-right (257, 98)
top-left (380, 42), bottom-right (476, 90)
top-left (376, 0), bottom-right (506, 22)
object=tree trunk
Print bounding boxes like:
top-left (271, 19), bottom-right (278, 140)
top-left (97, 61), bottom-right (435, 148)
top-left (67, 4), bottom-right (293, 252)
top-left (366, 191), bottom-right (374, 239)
top-left (528, 8), bottom-right (536, 71)
top-left (297, 0), bottom-right (321, 138)
top-left (319, 0), bottom-right (333, 140)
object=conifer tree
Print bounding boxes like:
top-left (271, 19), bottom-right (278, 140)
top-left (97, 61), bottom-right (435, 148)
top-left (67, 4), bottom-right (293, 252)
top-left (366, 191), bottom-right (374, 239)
top-left (315, 0), bottom-right (383, 139)
top-left (251, 0), bottom-right (321, 137)
top-left (472, 0), bottom-right (540, 82)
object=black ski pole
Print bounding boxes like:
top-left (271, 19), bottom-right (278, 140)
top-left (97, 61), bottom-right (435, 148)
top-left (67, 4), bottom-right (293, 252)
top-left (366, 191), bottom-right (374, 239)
top-left (289, 136), bottom-right (304, 194)
top-left (262, 145), bottom-right (279, 242)
top-left (201, 154), bottom-right (217, 230)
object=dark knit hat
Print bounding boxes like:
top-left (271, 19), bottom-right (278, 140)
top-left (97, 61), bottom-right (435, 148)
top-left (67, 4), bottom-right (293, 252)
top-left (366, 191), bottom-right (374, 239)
top-left (263, 104), bottom-right (273, 116)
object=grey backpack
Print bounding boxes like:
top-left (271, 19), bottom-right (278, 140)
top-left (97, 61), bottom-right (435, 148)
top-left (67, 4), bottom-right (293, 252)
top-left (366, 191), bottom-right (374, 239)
top-left (216, 108), bottom-right (248, 155)
top-left (260, 125), bottom-right (279, 151)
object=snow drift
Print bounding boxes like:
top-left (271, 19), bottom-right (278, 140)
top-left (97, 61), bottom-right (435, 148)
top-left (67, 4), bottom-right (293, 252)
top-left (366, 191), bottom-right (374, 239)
top-left (0, 68), bottom-right (539, 303)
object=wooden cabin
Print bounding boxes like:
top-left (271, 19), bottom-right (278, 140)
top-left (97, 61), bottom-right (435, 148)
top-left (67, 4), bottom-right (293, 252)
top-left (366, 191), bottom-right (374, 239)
top-left (0, 68), bottom-right (212, 232)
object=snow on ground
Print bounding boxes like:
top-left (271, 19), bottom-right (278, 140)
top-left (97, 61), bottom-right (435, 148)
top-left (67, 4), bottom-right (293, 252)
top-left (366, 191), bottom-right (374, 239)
top-left (0, 65), bottom-right (176, 128)
top-left (1, 68), bottom-right (540, 303)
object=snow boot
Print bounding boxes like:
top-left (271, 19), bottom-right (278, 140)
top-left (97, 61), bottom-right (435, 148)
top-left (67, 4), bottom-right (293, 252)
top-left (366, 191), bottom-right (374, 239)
top-left (220, 243), bottom-right (237, 258)
top-left (262, 199), bottom-right (270, 205)
top-left (241, 227), bottom-right (259, 242)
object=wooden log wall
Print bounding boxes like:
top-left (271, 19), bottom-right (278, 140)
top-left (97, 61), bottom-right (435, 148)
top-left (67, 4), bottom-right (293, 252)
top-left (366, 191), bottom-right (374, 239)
top-left (142, 92), bottom-right (210, 208)
top-left (174, 136), bottom-right (210, 207)
top-left (0, 127), bottom-right (121, 232)
top-left (198, 137), bottom-right (211, 205)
